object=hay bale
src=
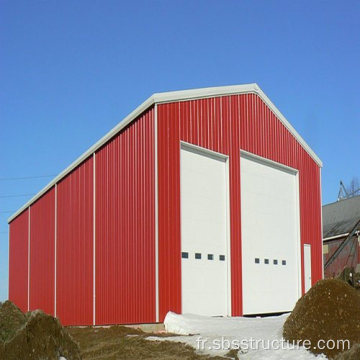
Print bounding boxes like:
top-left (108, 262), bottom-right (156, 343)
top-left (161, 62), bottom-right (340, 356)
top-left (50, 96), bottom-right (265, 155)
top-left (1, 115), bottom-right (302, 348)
top-left (3, 309), bottom-right (81, 360)
top-left (283, 279), bottom-right (360, 358)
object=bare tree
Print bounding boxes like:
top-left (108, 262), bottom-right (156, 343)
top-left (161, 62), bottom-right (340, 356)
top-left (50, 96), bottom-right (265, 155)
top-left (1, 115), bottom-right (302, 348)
top-left (347, 177), bottom-right (360, 196)
top-left (338, 177), bottom-right (360, 200)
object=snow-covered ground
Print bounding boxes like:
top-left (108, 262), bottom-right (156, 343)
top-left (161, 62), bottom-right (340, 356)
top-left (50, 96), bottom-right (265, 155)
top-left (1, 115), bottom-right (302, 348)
top-left (148, 312), bottom-right (327, 359)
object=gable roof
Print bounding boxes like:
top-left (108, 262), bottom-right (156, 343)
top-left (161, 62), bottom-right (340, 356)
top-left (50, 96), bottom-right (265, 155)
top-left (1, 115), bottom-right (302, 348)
top-left (8, 83), bottom-right (322, 223)
top-left (323, 195), bottom-right (360, 239)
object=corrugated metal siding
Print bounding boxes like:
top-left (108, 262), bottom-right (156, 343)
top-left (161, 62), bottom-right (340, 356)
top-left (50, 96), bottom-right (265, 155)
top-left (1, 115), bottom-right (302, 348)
top-left (56, 158), bottom-right (93, 326)
top-left (158, 102), bottom-right (182, 320)
top-left (29, 188), bottom-right (55, 315)
top-left (8, 209), bottom-right (29, 313)
top-left (298, 154), bottom-right (322, 293)
top-left (95, 108), bottom-right (156, 325)
top-left (158, 93), bottom-right (322, 319)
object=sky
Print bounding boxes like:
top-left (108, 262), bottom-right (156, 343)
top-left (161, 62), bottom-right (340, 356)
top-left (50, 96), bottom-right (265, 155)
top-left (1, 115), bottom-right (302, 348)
top-left (0, 0), bottom-right (359, 302)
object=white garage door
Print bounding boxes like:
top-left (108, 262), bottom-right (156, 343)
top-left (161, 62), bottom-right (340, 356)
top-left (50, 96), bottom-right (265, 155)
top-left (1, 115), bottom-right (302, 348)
top-left (180, 143), bottom-right (230, 316)
top-left (240, 152), bottom-right (301, 314)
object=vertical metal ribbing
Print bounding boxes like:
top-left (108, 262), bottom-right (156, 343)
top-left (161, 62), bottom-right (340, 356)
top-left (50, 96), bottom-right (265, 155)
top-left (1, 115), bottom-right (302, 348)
top-left (27, 206), bottom-right (31, 311)
top-left (93, 153), bottom-right (96, 325)
top-left (54, 184), bottom-right (57, 317)
top-left (154, 104), bottom-right (159, 322)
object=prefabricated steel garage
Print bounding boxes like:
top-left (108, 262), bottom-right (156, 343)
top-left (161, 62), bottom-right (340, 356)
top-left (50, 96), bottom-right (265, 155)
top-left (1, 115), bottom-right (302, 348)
top-left (8, 84), bottom-right (323, 326)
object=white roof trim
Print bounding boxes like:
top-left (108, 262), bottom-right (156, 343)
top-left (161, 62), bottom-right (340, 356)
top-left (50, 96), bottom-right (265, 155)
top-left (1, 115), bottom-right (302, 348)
top-left (8, 83), bottom-right (322, 223)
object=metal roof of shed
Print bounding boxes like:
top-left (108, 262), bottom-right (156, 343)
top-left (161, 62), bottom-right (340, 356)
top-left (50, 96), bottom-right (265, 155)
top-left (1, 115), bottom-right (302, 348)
top-left (8, 83), bottom-right (322, 223)
top-left (323, 195), bottom-right (360, 239)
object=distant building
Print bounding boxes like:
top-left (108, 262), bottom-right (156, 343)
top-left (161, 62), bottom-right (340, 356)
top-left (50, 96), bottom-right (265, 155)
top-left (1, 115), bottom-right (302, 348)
top-left (323, 195), bottom-right (360, 278)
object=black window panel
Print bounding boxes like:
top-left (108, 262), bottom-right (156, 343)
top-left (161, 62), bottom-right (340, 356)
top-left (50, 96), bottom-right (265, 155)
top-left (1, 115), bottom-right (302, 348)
top-left (255, 258), bottom-right (260, 264)
top-left (219, 255), bottom-right (225, 261)
top-left (264, 258), bottom-right (269, 264)
top-left (273, 259), bottom-right (278, 265)
top-left (181, 252), bottom-right (189, 259)
top-left (195, 253), bottom-right (201, 259)
top-left (208, 254), bottom-right (214, 260)
top-left (282, 260), bottom-right (286, 265)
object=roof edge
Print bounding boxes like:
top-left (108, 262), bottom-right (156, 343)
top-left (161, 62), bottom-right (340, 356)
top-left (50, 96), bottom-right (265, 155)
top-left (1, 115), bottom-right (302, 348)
top-left (323, 194), bottom-right (360, 208)
top-left (8, 95), bottom-right (156, 223)
top-left (151, 84), bottom-right (322, 167)
top-left (8, 83), bottom-right (322, 223)
top-left (254, 86), bottom-right (322, 168)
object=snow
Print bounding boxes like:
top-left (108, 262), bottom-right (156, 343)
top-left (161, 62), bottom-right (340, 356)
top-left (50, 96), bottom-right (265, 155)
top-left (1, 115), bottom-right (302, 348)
top-left (147, 312), bottom-right (327, 359)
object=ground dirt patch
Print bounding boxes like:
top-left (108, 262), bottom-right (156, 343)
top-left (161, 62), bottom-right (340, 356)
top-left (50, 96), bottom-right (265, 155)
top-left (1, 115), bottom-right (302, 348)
top-left (283, 279), bottom-right (360, 359)
top-left (0, 301), bottom-right (81, 360)
top-left (0, 300), bottom-right (27, 342)
top-left (334, 344), bottom-right (360, 360)
top-left (68, 325), bottom-right (227, 360)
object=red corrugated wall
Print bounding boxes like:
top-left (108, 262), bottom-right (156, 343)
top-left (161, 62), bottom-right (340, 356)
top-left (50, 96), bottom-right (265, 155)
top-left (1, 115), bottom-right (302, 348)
top-left (9, 209), bottom-right (29, 313)
top-left (157, 93), bottom-right (322, 320)
top-left (56, 158), bottom-right (93, 326)
top-left (29, 188), bottom-right (55, 315)
top-left (95, 108), bottom-right (156, 324)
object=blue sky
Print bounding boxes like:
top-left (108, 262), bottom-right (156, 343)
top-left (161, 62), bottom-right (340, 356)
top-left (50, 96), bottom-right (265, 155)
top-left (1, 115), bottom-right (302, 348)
top-left (0, 1), bottom-right (359, 301)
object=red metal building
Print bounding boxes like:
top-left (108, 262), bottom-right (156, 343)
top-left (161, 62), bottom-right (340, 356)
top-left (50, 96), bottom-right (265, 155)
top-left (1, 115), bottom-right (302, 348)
top-left (8, 84), bottom-right (323, 325)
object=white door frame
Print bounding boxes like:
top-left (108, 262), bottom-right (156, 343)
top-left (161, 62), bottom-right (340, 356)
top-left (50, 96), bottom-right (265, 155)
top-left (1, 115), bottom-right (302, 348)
top-left (304, 244), bottom-right (312, 292)
top-left (240, 150), bottom-right (302, 308)
top-left (180, 141), bottom-right (232, 316)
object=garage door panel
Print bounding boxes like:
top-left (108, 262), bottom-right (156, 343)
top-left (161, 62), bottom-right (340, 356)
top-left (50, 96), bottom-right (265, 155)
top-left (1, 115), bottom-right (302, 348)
top-left (181, 145), bottom-right (230, 316)
top-left (182, 226), bottom-right (225, 251)
top-left (241, 153), bottom-right (300, 314)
